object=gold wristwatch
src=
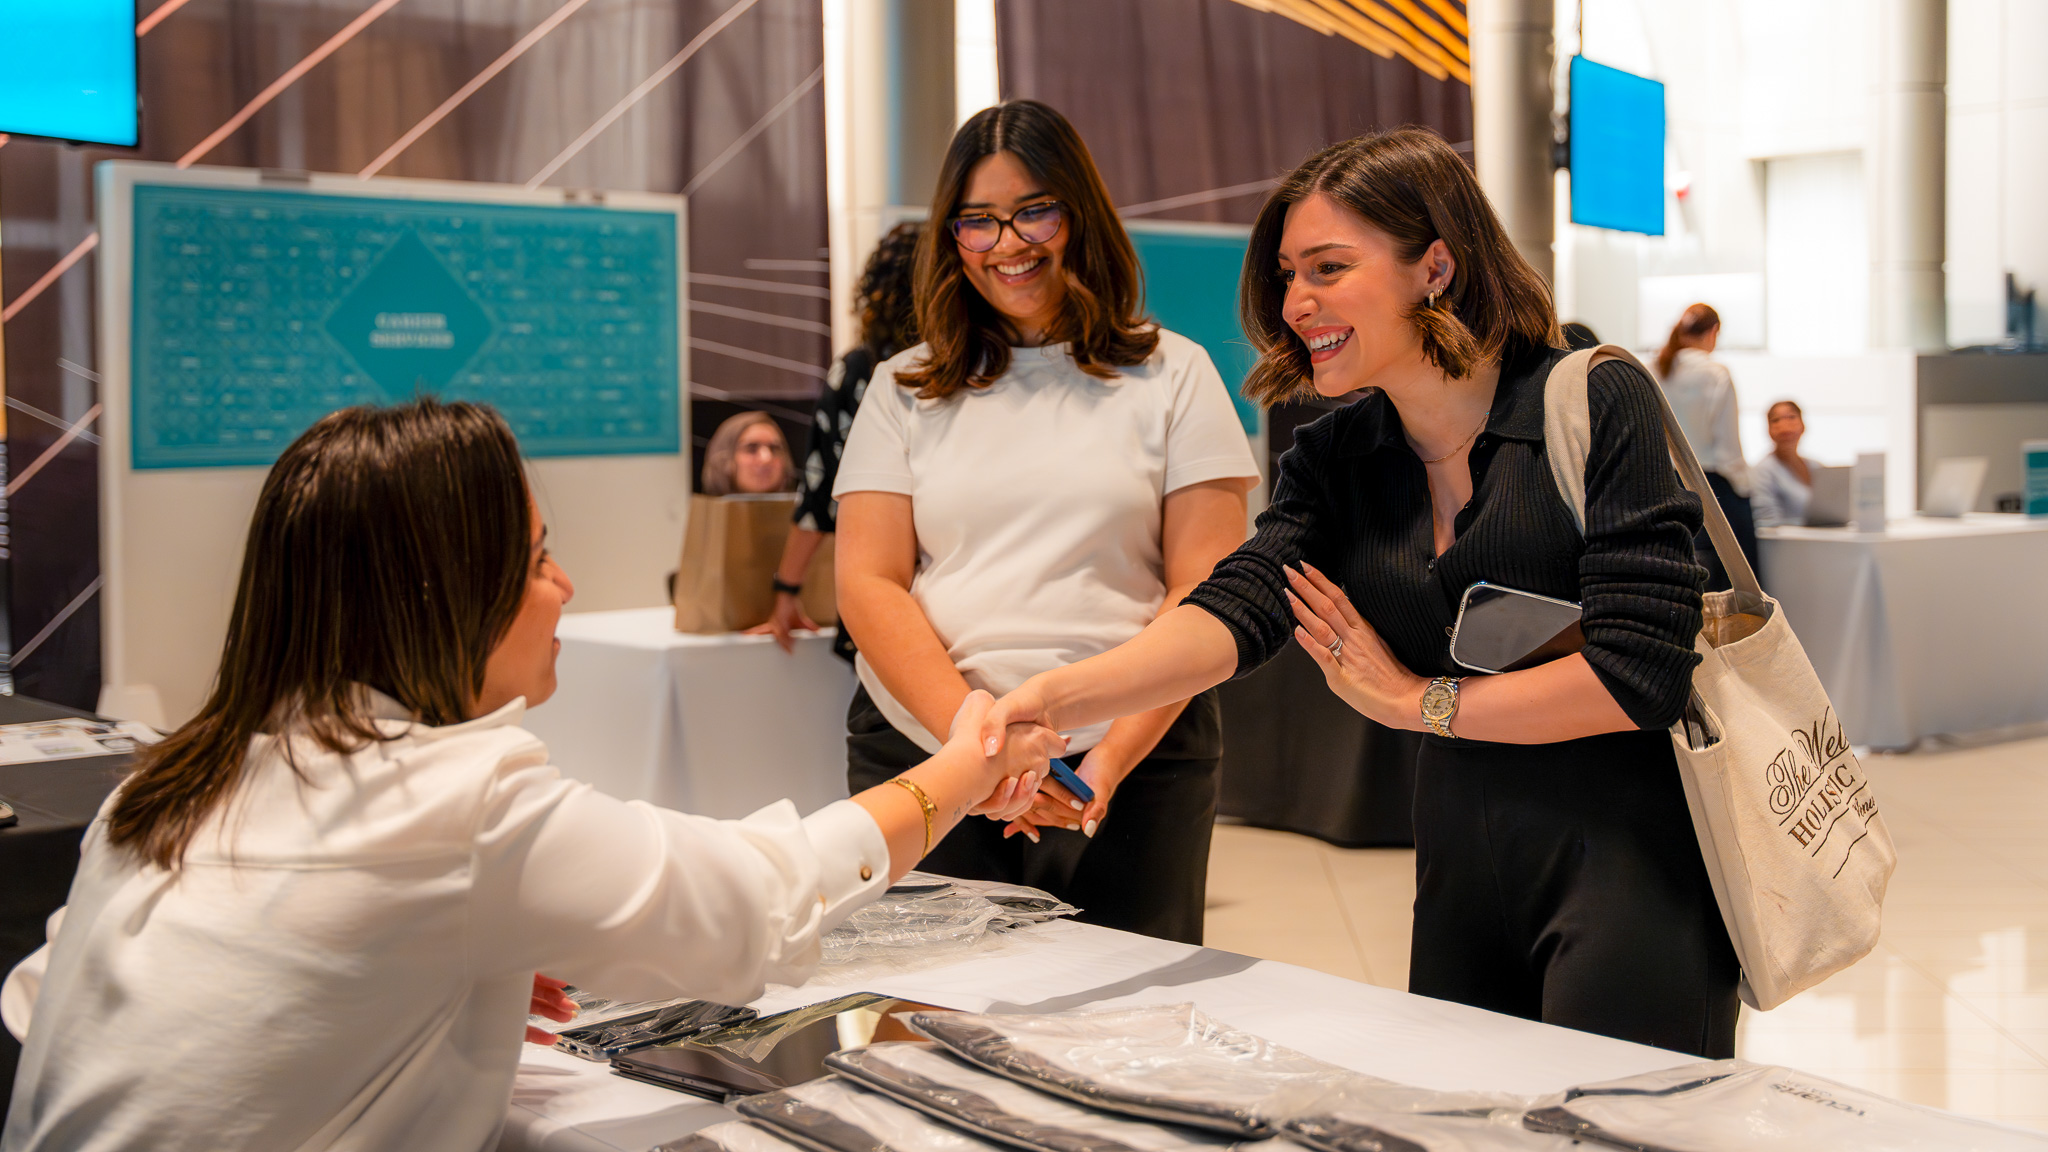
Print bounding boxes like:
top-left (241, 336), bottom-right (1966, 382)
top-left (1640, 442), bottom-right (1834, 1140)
top-left (1420, 676), bottom-right (1462, 738)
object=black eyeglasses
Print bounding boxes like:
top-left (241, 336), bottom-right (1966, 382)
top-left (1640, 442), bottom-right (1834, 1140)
top-left (948, 201), bottom-right (1066, 253)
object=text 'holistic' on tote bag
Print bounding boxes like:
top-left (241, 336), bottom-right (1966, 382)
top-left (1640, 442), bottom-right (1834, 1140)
top-left (1543, 345), bottom-right (1896, 1011)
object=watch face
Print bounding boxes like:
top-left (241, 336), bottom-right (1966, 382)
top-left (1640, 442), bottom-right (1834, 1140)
top-left (1421, 680), bottom-right (1457, 719)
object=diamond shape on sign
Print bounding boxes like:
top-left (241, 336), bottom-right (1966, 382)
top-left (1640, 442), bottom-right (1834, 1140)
top-left (323, 231), bottom-right (497, 398)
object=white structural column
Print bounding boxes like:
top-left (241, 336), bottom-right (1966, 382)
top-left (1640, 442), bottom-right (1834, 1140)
top-left (1469, 0), bottom-right (1555, 284)
top-left (1869, 0), bottom-right (1947, 351)
top-left (825, 0), bottom-right (955, 353)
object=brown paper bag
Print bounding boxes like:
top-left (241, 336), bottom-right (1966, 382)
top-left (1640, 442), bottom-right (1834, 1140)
top-left (673, 494), bottom-right (836, 633)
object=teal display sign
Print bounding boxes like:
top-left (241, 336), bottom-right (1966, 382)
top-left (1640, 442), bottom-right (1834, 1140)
top-left (130, 184), bottom-right (681, 469)
top-left (1129, 226), bottom-right (1260, 435)
top-left (2026, 441), bottom-right (2048, 516)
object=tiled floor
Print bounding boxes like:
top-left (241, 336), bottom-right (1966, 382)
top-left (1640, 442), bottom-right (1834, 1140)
top-left (1204, 731), bottom-right (2048, 1130)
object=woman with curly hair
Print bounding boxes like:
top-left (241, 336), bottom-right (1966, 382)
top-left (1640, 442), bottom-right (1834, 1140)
top-left (752, 221), bottom-right (924, 655)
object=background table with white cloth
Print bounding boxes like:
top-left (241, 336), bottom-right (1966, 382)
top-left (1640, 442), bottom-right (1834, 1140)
top-left (1760, 514), bottom-right (2048, 748)
top-left (522, 608), bottom-right (857, 817)
top-left (498, 918), bottom-right (1698, 1152)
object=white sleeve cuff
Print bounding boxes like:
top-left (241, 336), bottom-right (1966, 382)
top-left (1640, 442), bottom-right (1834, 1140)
top-left (800, 799), bottom-right (892, 931)
top-left (1, 906), bottom-right (64, 1042)
top-left (830, 471), bottom-right (915, 499)
top-left (1164, 455), bottom-right (1261, 496)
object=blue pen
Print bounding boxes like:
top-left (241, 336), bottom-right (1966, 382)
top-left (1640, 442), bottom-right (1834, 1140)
top-left (1044, 756), bottom-right (1095, 804)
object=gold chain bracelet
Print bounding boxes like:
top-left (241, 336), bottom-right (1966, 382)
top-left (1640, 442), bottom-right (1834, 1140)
top-left (890, 776), bottom-right (937, 857)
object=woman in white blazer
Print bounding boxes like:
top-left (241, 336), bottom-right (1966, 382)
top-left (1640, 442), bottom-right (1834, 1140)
top-left (1, 399), bottom-right (1061, 1152)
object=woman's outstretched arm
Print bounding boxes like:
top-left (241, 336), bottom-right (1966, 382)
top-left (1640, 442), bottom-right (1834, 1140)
top-left (979, 603), bottom-right (1239, 755)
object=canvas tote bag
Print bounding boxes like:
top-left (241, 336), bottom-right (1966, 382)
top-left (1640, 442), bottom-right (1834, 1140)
top-left (1542, 345), bottom-right (1896, 1011)
top-left (673, 493), bottom-right (836, 634)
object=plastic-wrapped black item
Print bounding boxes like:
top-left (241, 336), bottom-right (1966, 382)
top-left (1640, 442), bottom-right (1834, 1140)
top-left (829, 1042), bottom-right (1250, 1152)
top-left (1279, 1081), bottom-right (1572, 1152)
top-left (1520, 1060), bottom-right (2048, 1151)
top-left (554, 999), bottom-right (756, 1061)
top-left (655, 1120), bottom-right (815, 1152)
top-left (738, 1075), bottom-right (1014, 1152)
top-left (1286, 1111), bottom-right (1574, 1152)
top-left (908, 1004), bottom-right (1365, 1137)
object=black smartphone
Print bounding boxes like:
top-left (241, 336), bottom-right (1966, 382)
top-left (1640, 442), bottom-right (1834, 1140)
top-left (1449, 582), bottom-right (1584, 674)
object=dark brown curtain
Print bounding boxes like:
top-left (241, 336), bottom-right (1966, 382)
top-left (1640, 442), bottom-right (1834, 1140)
top-left (996, 0), bottom-right (1472, 224)
top-left (0, 0), bottom-right (828, 707)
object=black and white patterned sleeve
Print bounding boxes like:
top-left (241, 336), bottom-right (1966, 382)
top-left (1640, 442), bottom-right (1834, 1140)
top-left (793, 349), bottom-right (875, 533)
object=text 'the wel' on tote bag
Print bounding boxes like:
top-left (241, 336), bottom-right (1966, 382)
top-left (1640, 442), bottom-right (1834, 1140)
top-left (1543, 345), bottom-right (1896, 1011)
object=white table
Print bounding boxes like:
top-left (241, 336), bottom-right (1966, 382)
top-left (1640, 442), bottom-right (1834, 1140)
top-left (521, 608), bottom-right (857, 818)
top-left (1760, 515), bottom-right (2048, 748)
top-left (498, 919), bottom-right (1695, 1152)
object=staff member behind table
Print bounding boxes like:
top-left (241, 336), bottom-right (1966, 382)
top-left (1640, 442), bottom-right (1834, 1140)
top-left (979, 128), bottom-right (1740, 1057)
top-left (749, 222), bottom-right (923, 656)
top-left (0, 400), bottom-right (1060, 1152)
top-left (1751, 399), bottom-right (1815, 527)
top-left (701, 410), bottom-right (796, 495)
top-left (1655, 303), bottom-right (1759, 588)
top-left (832, 100), bottom-right (1260, 945)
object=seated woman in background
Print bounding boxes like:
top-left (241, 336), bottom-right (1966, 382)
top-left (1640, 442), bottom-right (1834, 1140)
top-left (1752, 399), bottom-right (1815, 527)
top-left (1, 399), bottom-right (1059, 1152)
top-left (702, 409), bottom-right (795, 494)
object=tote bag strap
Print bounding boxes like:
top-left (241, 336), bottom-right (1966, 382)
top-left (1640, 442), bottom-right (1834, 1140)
top-left (1542, 343), bottom-right (1764, 602)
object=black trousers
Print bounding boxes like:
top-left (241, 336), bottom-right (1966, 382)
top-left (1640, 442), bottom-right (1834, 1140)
top-left (1698, 471), bottom-right (1761, 592)
top-left (846, 685), bottom-right (1221, 945)
top-left (1409, 728), bottom-right (1740, 1058)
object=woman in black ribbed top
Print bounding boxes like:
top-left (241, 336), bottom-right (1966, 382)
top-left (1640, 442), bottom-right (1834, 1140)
top-left (981, 128), bottom-right (1740, 1056)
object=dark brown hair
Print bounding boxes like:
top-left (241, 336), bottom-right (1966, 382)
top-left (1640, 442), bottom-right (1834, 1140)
top-left (1239, 126), bottom-right (1562, 405)
top-left (1657, 302), bottom-right (1721, 378)
top-left (897, 100), bottom-right (1157, 400)
top-left (858, 221), bottom-right (922, 360)
top-left (1767, 399), bottom-right (1804, 420)
top-left (107, 399), bottom-right (532, 869)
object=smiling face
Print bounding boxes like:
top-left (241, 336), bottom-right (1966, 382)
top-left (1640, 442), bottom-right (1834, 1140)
top-left (1275, 192), bottom-right (1450, 398)
top-left (1767, 402), bottom-right (1805, 451)
top-left (732, 421), bottom-right (788, 493)
top-left (474, 497), bottom-right (576, 717)
top-left (954, 150), bottom-right (1070, 344)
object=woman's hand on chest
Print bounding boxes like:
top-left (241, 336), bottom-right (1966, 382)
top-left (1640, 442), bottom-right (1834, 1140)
top-left (1284, 562), bottom-right (1431, 731)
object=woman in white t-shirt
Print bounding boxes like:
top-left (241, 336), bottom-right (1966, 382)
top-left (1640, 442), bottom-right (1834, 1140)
top-left (834, 100), bottom-right (1260, 943)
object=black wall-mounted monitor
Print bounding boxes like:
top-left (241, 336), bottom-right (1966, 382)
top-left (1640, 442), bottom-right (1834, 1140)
top-left (0, 0), bottom-right (140, 147)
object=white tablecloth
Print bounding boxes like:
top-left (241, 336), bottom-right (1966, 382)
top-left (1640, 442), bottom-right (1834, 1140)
top-left (521, 608), bottom-right (857, 817)
top-left (1761, 514), bottom-right (2048, 748)
top-left (498, 919), bottom-right (1695, 1152)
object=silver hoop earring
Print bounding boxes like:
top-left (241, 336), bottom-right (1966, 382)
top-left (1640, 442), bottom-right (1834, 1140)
top-left (1426, 288), bottom-right (1442, 309)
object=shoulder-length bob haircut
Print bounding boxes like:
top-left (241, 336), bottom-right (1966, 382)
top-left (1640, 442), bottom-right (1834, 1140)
top-left (106, 398), bottom-right (532, 869)
top-left (895, 99), bottom-right (1157, 401)
top-left (1239, 126), bottom-right (1562, 406)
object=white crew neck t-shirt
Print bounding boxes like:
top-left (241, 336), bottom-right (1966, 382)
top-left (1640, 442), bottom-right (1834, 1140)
top-left (834, 329), bottom-right (1260, 753)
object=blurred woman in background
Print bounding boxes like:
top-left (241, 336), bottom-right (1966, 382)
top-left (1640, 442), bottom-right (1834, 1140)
top-left (701, 410), bottom-right (794, 495)
top-left (750, 222), bottom-right (923, 656)
top-left (832, 100), bottom-right (1259, 943)
top-left (1655, 303), bottom-right (1759, 587)
top-left (1752, 399), bottom-right (1815, 527)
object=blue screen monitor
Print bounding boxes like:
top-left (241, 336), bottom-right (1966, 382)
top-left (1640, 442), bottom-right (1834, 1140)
top-left (1568, 56), bottom-right (1663, 236)
top-left (0, 0), bottom-right (139, 147)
